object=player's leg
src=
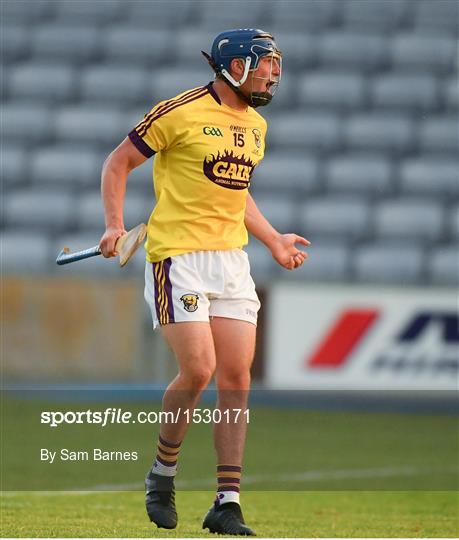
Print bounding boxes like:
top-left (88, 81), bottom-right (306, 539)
top-left (202, 316), bottom-right (256, 536)
top-left (146, 321), bottom-right (216, 529)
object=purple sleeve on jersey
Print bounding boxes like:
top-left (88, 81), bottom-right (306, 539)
top-left (128, 129), bottom-right (156, 158)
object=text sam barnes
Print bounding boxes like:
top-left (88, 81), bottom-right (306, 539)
top-left (41, 448), bottom-right (138, 463)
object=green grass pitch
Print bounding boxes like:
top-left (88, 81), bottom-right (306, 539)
top-left (2, 397), bottom-right (458, 536)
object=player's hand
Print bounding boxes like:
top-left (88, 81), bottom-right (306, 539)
top-left (99, 226), bottom-right (126, 258)
top-left (270, 233), bottom-right (310, 270)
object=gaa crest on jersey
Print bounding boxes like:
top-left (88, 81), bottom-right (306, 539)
top-left (203, 150), bottom-right (256, 190)
top-left (252, 128), bottom-right (262, 148)
top-left (180, 293), bottom-right (199, 312)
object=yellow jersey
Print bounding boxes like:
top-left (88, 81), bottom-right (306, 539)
top-left (128, 82), bottom-right (267, 263)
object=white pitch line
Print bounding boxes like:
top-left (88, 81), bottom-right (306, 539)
top-left (2, 465), bottom-right (457, 496)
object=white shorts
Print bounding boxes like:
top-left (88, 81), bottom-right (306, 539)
top-left (144, 249), bottom-right (260, 329)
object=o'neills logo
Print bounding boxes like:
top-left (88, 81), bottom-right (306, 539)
top-left (203, 150), bottom-right (256, 190)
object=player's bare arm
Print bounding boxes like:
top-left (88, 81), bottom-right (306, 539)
top-left (99, 137), bottom-right (148, 258)
top-left (245, 193), bottom-right (310, 270)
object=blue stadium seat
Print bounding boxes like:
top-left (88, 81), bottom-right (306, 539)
top-left (400, 158), bottom-right (458, 197)
top-left (343, 0), bottom-right (409, 30)
top-left (174, 29), bottom-right (217, 66)
top-left (354, 243), bottom-right (424, 284)
top-left (80, 65), bottom-right (150, 104)
top-left (318, 32), bottom-right (388, 71)
top-left (266, 111), bottom-right (341, 151)
top-left (8, 63), bottom-right (76, 102)
top-left (444, 77), bottom-right (458, 110)
top-left (250, 196), bottom-right (298, 232)
top-left (291, 240), bottom-right (350, 282)
top-left (31, 25), bottom-right (101, 64)
top-left (344, 113), bottom-right (414, 152)
top-left (298, 71), bottom-right (366, 109)
top-left (244, 241), bottom-right (281, 280)
top-left (1, 231), bottom-right (51, 274)
top-left (197, 0), bottom-right (265, 29)
top-left (374, 199), bottom-right (445, 242)
top-left (151, 68), bottom-right (214, 102)
top-left (326, 154), bottom-right (393, 195)
top-left (101, 27), bottom-right (170, 66)
top-left (298, 196), bottom-right (370, 240)
top-left (252, 153), bottom-right (319, 194)
top-left (271, 0), bottom-right (340, 29)
top-left (414, 0), bottom-right (459, 33)
top-left (2, 0), bottom-right (52, 23)
top-left (54, 0), bottom-right (122, 23)
top-left (4, 189), bottom-right (76, 229)
top-left (371, 73), bottom-right (438, 110)
top-left (450, 205), bottom-right (459, 239)
top-left (2, 102), bottom-right (54, 142)
top-left (391, 34), bottom-right (456, 73)
top-left (2, 25), bottom-right (30, 63)
top-left (273, 33), bottom-right (317, 67)
top-left (2, 145), bottom-right (28, 187)
top-left (54, 106), bottom-right (128, 146)
top-left (126, 0), bottom-right (194, 26)
top-left (419, 117), bottom-right (459, 153)
top-left (428, 246), bottom-right (459, 285)
top-left (30, 145), bottom-right (102, 188)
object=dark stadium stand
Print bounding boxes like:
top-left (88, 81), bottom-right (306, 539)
top-left (2, 0), bottom-right (458, 285)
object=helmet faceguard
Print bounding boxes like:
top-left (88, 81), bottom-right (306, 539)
top-left (202, 28), bottom-right (282, 108)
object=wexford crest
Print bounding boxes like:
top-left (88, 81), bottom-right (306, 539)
top-left (180, 293), bottom-right (199, 312)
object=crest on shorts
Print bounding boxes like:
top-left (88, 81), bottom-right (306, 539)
top-left (252, 128), bottom-right (262, 148)
top-left (180, 293), bottom-right (199, 312)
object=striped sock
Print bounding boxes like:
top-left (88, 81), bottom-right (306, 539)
top-left (215, 464), bottom-right (241, 506)
top-left (152, 435), bottom-right (181, 477)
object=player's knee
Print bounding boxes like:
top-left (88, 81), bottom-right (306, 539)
top-left (181, 365), bottom-right (214, 390)
top-left (217, 370), bottom-right (251, 391)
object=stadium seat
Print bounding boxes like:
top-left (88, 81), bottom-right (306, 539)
top-left (2, 145), bottom-right (28, 187)
top-left (2, 0), bottom-right (52, 23)
top-left (326, 154), bottom-right (393, 195)
top-left (197, 0), bottom-right (265, 30)
top-left (1, 231), bottom-right (51, 274)
top-left (390, 34), bottom-right (456, 73)
top-left (174, 28), bottom-right (218, 66)
top-left (244, 240), bottom-right (281, 280)
top-left (126, 0), bottom-right (194, 26)
top-left (54, 106), bottom-right (128, 146)
top-left (272, 32), bottom-right (317, 67)
top-left (371, 73), bottom-right (438, 110)
top-left (101, 27), bottom-right (170, 66)
top-left (298, 71), bottom-right (366, 109)
top-left (2, 25), bottom-right (30, 63)
top-left (150, 68), bottom-right (215, 102)
top-left (400, 158), bottom-right (458, 197)
top-left (428, 246), bottom-right (459, 285)
top-left (318, 32), bottom-right (388, 71)
top-left (30, 145), bottom-right (102, 188)
top-left (271, 0), bottom-right (340, 29)
top-left (266, 111), bottom-right (341, 151)
top-left (80, 66), bottom-right (150, 104)
top-left (419, 117), bottom-right (459, 153)
top-left (374, 199), bottom-right (445, 242)
top-left (298, 196), bottom-right (370, 240)
top-left (343, 0), bottom-right (409, 30)
top-left (289, 240), bottom-right (350, 282)
top-left (414, 0), bottom-right (459, 33)
top-left (8, 63), bottom-right (76, 102)
top-left (252, 153), bottom-right (320, 194)
top-left (450, 205), bottom-right (459, 239)
top-left (249, 196), bottom-right (298, 232)
top-left (4, 190), bottom-right (76, 229)
top-left (444, 77), bottom-right (458, 110)
top-left (344, 113), bottom-right (414, 153)
top-left (54, 0), bottom-right (123, 23)
top-left (2, 102), bottom-right (54, 143)
top-left (354, 243), bottom-right (424, 284)
top-left (31, 25), bottom-right (101, 64)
